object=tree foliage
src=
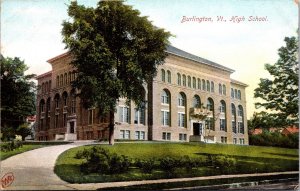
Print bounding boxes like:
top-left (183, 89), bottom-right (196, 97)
top-left (62, 1), bottom-right (171, 144)
top-left (254, 36), bottom-right (298, 124)
top-left (1, 56), bottom-right (36, 140)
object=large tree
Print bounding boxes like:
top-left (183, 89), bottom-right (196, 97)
top-left (1, 56), bottom-right (36, 140)
top-left (254, 36), bottom-right (298, 126)
top-left (62, 1), bottom-right (171, 145)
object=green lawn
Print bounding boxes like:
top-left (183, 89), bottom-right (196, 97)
top-left (0, 145), bottom-right (44, 160)
top-left (55, 142), bottom-right (299, 183)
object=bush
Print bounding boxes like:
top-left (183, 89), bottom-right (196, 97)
top-left (178, 155), bottom-right (203, 170)
top-left (0, 140), bottom-right (23, 152)
top-left (135, 158), bottom-right (156, 173)
top-left (159, 157), bottom-right (177, 173)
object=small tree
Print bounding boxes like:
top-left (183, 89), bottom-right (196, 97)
top-left (254, 36), bottom-right (298, 125)
top-left (16, 123), bottom-right (32, 141)
top-left (62, 1), bottom-right (171, 145)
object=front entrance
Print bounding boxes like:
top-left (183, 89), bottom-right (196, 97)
top-left (193, 122), bottom-right (203, 135)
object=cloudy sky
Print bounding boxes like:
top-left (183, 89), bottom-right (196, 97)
top-left (2, 0), bottom-right (298, 119)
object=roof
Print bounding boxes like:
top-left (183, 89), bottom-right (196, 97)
top-left (36, 71), bottom-right (52, 79)
top-left (230, 79), bottom-right (248, 87)
top-left (166, 45), bottom-right (235, 73)
top-left (249, 128), bottom-right (263, 135)
top-left (282, 126), bottom-right (299, 134)
top-left (47, 52), bottom-right (70, 63)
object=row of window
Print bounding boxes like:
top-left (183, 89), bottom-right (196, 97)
top-left (221, 137), bottom-right (245, 145)
top-left (231, 88), bottom-right (242, 100)
top-left (117, 106), bottom-right (146, 125)
top-left (161, 69), bottom-right (229, 95)
top-left (119, 130), bottom-right (146, 140)
top-left (56, 70), bottom-right (77, 88)
top-left (41, 80), bottom-right (52, 94)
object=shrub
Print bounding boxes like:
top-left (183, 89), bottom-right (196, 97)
top-left (159, 157), bottom-right (177, 173)
top-left (249, 132), bottom-right (299, 148)
top-left (178, 155), bottom-right (202, 170)
top-left (135, 158), bottom-right (156, 173)
top-left (0, 140), bottom-right (23, 152)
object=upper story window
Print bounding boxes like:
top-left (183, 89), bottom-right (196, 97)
top-left (177, 73), bottom-right (181, 85)
top-left (202, 79), bottom-right (206, 91)
top-left (56, 76), bottom-right (59, 87)
top-left (231, 103), bottom-right (236, 116)
top-left (193, 95), bottom-right (201, 108)
top-left (222, 84), bottom-right (226, 95)
top-left (40, 99), bottom-right (45, 113)
top-left (88, 109), bottom-right (94, 125)
top-left (237, 90), bottom-right (241, 100)
top-left (231, 88), bottom-right (234, 98)
top-left (182, 75), bottom-right (186, 86)
top-left (197, 78), bottom-right (201, 89)
top-left (219, 83), bottom-right (222, 95)
top-left (161, 69), bottom-right (165, 82)
top-left (234, 89), bottom-right (238, 98)
top-left (119, 106), bottom-right (130, 123)
top-left (206, 80), bottom-right (210, 92)
top-left (192, 77), bottom-right (196, 89)
top-left (167, 70), bottom-right (171, 83)
top-left (207, 98), bottom-right (214, 111)
top-left (211, 81), bottom-right (214, 92)
top-left (178, 92), bottom-right (186, 107)
top-left (238, 105), bottom-right (243, 117)
top-left (161, 89), bottom-right (170, 104)
top-left (220, 100), bottom-right (226, 113)
top-left (187, 76), bottom-right (191, 88)
top-left (134, 108), bottom-right (145, 125)
top-left (54, 94), bottom-right (60, 109)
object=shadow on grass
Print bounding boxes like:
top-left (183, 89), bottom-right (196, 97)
top-left (261, 152), bottom-right (299, 158)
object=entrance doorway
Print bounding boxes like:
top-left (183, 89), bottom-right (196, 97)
top-left (193, 123), bottom-right (203, 135)
top-left (70, 121), bottom-right (75, 133)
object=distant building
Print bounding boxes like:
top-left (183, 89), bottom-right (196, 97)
top-left (249, 128), bottom-right (263, 135)
top-left (281, 125), bottom-right (299, 136)
top-left (35, 45), bottom-right (248, 144)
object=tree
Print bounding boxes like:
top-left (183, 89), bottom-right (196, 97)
top-left (254, 36), bottom-right (298, 125)
top-left (1, 56), bottom-right (36, 141)
top-left (16, 123), bottom-right (32, 141)
top-left (62, 1), bottom-right (171, 145)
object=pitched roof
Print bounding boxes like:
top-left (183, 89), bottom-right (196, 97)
top-left (166, 45), bottom-right (235, 73)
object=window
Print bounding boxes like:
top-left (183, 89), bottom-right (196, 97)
top-left (238, 105), bottom-right (243, 117)
top-left (63, 113), bottom-right (67, 127)
top-left (182, 75), bottom-right (186, 86)
top-left (55, 115), bottom-right (59, 128)
top-left (231, 88), bottom-right (234, 98)
top-left (202, 79), bottom-right (206, 90)
top-left (71, 95), bottom-right (76, 113)
top-left (56, 76), bottom-right (59, 87)
top-left (221, 136), bottom-right (227, 143)
top-left (205, 118), bottom-right (214, 130)
top-left (232, 121), bottom-right (236, 133)
top-left (167, 70), bottom-right (171, 83)
top-left (161, 90), bottom-right (170, 104)
top-left (238, 122), bottom-right (244, 134)
top-left (46, 98), bottom-right (51, 112)
top-left (220, 119), bottom-right (226, 131)
top-left (63, 93), bottom-right (68, 107)
top-left (231, 103), bottom-right (236, 116)
top-left (220, 101), bottom-right (226, 113)
top-left (233, 138), bottom-right (237, 144)
top-left (234, 89), bottom-right (238, 98)
top-left (120, 130), bottom-right (124, 139)
top-left (162, 132), bottom-right (171, 140)
top-left (88, 109), bottom-right (93, 125)
top-left (206, 80), bottom-right (210, 91)
top-left (135, 131), bottom-right (146, 140)
top-left (239, 138), bottom-right (245, 145)
top-left (60, 74), bottom-right (63, 87)
top-left (211, 81), bottom-right (214, 92)
top-left (178, 93), bottom-right (186, 107)
top-left (177, 73), bottom-right (181, 85)
top-left (134, 108), bottom-right (145, 125)
top-left (161, 69), bottom-right (165, 82)
top-left (54, 95), bottom-right (60, 108)
top-left (179, 133), bottom-right (187, 141)
top-left (161, 110), bottom-right (170, 126)
top-left (40, 100), bottom-right (45, 113)
top-left (237, 90), bottom-right (241, 100)
top-left (219, 83), bottom-right (222, 94)
top-left (192, 77), bottom-right (196, 89)
top-left (222, 84), bottom-right (226, 95)
top-left (64, 73), bottom-right (67, 85)
top-left (178, 112), bottom-right (185, 127)
top-left (120, 130), bottom-right (130, 139)
top-left (207, 98), bottom-right (214, 111)
top-left (188, 76), bottom-right (191, 87)
top-left (197, 78), bottom-right (201, 89)
top-left (119, 106), bottom-right (130, 123)
top-left (193, 95), bottom-right (201, 108)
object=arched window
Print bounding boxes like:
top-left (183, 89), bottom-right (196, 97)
top-left (197, 78), bottom-right (201, 89)
top-left (45, 82), bottom-right (48, 92)
top-left (49, 80), bottom-right (52, 90)
top-left (182, 75), bottom-right (186, 86)
top-left (206, 80), bottom-right (210, 92)
top-left (193, 95), bottom-right (201, 108)
top-left (46, 97), bottom-right (51, 129)
top-left (211, 81), bottom-right (214, 92)
top-left (68, 72), bottom-right (72, 83)
top-left (220, 100), bottom-right (226, 113)
top-left (161, 69), bottom-right (165, 82)
top-left (202, 79), bottom-right (206, 90)
top-left (206, 98), bottom-right (215, 131)
top-left (41, 83), bottom-right (45, 93)
top-left (192, 77), bottom-right (196, 89)
top-left (237, 90), bottom-right (241, 100)
top-left (64, 73), bottom-right (67, 85)
top-left (222, 84), bottom-right (226, 95)
top-left (40, 99), bottom-right (45, 113)
top-left (219, 83), bottom-right (222, 95)
top-left (238, 105), bottom-right (244, 134)
top-left (231, 103), bottom-right (237, 133)
top-left (60, 74), bottom-right (63, 87)
top-left (178, 92), bottom-right (186, 107)
top-left (62, 92), bottom-right (68, 107)
top-left (207, 98), bottom-right (214, 111)
top-left (231, 88), bottom-right (234, 98)
top-left (70, 89), bottom-right (76, 114)
top-left (187, 76), bottom-right (191, 87)
top-left (167, 70), bottom-right (171, 83)
top-left (46, 97), bottom-right (51, 112)
top-left (56, 76), bottom-right (59, 87)
top-left (54, 94), bottom-right (60, 109)
top-left (234, 89), bottom-right (238, 98)
top-left (177, 73), bottom-right (181, 85)
top-left (161, 89), bottom-right (170, 104)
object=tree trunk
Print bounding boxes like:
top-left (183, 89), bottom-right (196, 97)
top-left (108, 109), bottom-right (115, 145)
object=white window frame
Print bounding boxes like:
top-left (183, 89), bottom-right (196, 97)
top-left (178, 112), bottom-right (185, 127)
top-left (119, 106), bottom-right (130, 123)
top-left (161, 110), bottom-right (170, 126)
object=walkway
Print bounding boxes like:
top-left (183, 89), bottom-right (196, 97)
top-left (1, 142), bottom-right (298, 190)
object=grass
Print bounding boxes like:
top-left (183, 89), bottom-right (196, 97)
top-left (54, 142), bottom-right (299, 183)
top-left (0, 141), bottom-right (73, 160)
top-left (0, 144), bottom-right (44, 160)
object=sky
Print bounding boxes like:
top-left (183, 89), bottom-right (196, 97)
top-left (2, 0), bottom-right (298, 119)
